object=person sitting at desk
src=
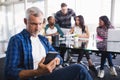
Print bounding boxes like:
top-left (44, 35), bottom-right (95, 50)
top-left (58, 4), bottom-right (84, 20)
top-left (69, 15), bottom-right (97, 74)
top-left (45, 16), bottom-right (66, 61)
top-left (45, 16), bottom-right (64, 37)
top-left (45, 16), bottom-right (64, 46)
top-left (5, 7), bottom-right (93, 80)
top-left (69, 15), bottom-right (89, 38)
top-left (97, 15), bottom-right (117, 78)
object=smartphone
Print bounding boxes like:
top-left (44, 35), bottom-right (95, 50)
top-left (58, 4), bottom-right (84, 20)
top-left (43, 51), bottom-right (59, 64)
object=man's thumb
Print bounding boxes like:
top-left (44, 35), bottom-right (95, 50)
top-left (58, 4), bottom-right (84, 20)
top-left (39, 57), bottom-right (45, 64)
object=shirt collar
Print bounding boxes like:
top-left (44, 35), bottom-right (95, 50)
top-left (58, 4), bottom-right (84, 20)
top-left (21, 29), bottom-right (31, 38)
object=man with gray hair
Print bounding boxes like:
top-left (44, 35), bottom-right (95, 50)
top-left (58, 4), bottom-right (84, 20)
top-left (5, 7), bottom-right (93, 80)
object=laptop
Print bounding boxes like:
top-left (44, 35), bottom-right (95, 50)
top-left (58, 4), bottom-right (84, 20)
top-left (107, 29), bottom-right (120, 52)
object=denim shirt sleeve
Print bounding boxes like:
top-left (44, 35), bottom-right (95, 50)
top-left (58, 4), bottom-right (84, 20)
top-left (5, 36), bottom-right (23, 80)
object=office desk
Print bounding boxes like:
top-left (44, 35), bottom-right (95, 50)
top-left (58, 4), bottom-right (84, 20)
top-left (55, 37), bottom-right (120, 54)
top-left (52, 37), bottom-right (120, 66)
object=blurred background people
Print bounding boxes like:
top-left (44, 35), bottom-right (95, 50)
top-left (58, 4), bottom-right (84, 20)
top-left (69, 15), bottom-right (97, 74)
top-left (69, 15), bottom-right (89, 38)
top-left (55, 3), bottom-right (76, 34)
top-left (45, 16), bottom-right (64, 37)
top-left (45, 16), bottom-right (64, 45)
top-left (97, 15), bottom-right (117, 78)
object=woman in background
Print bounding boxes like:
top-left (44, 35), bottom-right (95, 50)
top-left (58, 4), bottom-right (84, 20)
top-left (69, 15), bottom-right (97, 74)
top-left (69, 15), bottom-right (89, 38)
top-left (97, 15), bottom-right (117, 78)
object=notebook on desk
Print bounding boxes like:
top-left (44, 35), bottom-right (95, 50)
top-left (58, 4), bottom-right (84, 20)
top-left (107, 29), bottom-right (120, 52)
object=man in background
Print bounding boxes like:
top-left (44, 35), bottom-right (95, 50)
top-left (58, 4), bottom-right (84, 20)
top-left (55, 3), bottom-right (76, 34)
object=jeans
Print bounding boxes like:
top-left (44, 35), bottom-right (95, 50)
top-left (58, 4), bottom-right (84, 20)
top-left (100, 52), bottom-right (114, 70)
top-left (37, 64), bottom-right (93, 80)
top-left (77, 51), bottom-right (90, 63)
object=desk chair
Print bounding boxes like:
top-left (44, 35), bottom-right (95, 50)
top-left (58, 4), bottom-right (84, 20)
top-left (53, 43), bottom-right (70, 67)
top-left (0, 57), bottom-right (5, 80)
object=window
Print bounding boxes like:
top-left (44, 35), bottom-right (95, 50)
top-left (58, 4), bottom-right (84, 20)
top-left (0, 6), bottom-right (7, 40)
top-left (114, 0), bottom-right (120, 28)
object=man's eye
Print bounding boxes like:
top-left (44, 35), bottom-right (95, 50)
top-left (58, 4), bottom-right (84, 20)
top-left (30, 23), bottom-right (36, 25)
top-left (38, 23), bottom-right (42, 25)
top-left (30, 22), bottom-right (42, 26)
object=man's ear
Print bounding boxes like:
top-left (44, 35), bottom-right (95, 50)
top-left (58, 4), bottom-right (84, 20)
top-left (24, 18), bottom-right (27, 25)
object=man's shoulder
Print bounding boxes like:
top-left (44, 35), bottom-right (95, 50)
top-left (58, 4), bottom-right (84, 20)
top-left (45, 24), bottom-right (49, 28)
top-left (56, 10), bottom-right (62, 15)
top-left (9, 29), bottom-right (27, 41)
top-left (54, 24), bottom-right (59, 27)
top-left (38, 35), bottom-right (49, 44)
top-left (10, 33), bottom-right (20, 40)
top-left (67, 8), bottom-right (75, 16)
top-left (68, 8), bottom-right (74, 12)
top-left (8, 33), bottom-right (22, 45)
top-left (38, 35), bottom-right (47, 40)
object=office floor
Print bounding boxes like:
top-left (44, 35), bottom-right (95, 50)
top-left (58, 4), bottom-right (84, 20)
top-left (72, 53), bottom-right (120, 80)
top-left (0, 57), bottom-right (5, 80)
top-left (0, 54), bottom-right (120, 80)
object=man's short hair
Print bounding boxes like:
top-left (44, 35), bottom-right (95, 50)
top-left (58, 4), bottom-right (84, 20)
top-left (47, 16), bottom-right (52, 21)
top-left (61, 3), bottom-right (67, 7)
top-left (25, 7), bottom-right (43, 19)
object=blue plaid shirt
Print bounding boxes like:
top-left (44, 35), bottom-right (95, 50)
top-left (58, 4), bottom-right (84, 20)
top-left (55, 8), bottom-right (76, 29)
top-left (5, 29), bottom-right (63, 80)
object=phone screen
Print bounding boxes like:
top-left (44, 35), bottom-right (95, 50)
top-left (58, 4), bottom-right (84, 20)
top-left (43, 51), bottom-right (59, 64)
